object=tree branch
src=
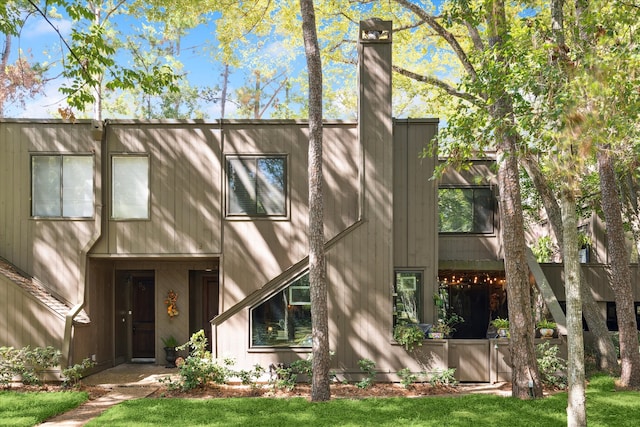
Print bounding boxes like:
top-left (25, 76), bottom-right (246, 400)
top-left (392, 65), bottom-right (484, 107)
top-left (393, 0), bottom-right (478, 82)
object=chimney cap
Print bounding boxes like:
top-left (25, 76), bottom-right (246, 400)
top-left (359, 19), bottom-right (392, 42)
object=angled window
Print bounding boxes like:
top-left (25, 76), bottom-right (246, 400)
top-left (438, 187), bottom-right (494, 233)
top-left (251, 272), bottom-right (311, 347)
top-left (31, 155), bottom-right (94, 218)
top-left (112, 155), bottom-right (150, 219)
top-left (227, 156), bottom-right (286, 217)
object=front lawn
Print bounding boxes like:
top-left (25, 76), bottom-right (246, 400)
top-left (0, 390), bottom-right (88, 427)
top-left (89, 375), bottom-right (639, 427)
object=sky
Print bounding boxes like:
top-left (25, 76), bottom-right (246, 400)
top-left (5, 7), bottom-right (307, 120)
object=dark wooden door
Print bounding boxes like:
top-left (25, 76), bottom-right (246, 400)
top-left (189, 272), bottom-right (219, 352)
top-left (132, 277), bottom-right (155, 359)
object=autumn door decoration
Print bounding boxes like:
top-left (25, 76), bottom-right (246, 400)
top-left (165, 290), bottom-right (179, 318)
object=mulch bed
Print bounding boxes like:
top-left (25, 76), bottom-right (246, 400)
top-left (147, 382), bottom-right (470, 399)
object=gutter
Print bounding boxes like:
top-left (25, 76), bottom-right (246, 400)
top-left (62, 120), bottom-right (106, 367)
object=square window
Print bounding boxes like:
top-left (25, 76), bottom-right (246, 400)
top-left (438, 187), bottom-right (494, 233)
top-left (112, 155), bottom-right (150, 219)
top-left (227, 156), bottom-right (286, 216)
top-left (31, 155), bottom-right (94, 218)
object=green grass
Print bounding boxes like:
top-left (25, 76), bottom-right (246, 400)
top-left (88, 375), bottom-right (640, 427)
top-left (0, 390), bottom-right (88, 427)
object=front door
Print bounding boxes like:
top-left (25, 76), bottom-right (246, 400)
top-left (131, 276), bottom-right (155, 361)
top-left (189, 270), bottom-right (219, 352)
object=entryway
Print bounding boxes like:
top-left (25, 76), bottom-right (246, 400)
top-left (115, 270), bottom-right (156, 363)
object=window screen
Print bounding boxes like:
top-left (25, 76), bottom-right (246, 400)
top-left (112, 155), bottom-right (150, 219)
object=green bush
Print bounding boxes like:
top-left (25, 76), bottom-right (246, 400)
top-left (356, 358), bottom-right (376, 389)
top-left (0, 346), bottom-right (61, 386)
top-left (428, 368), bottom-right (457, 386)
top-left (536, 341), bottom-right (567, 389)
top-left (393, 324), bottom-right (424, 351)
top-left (397, 367), bottom-right (417, 388)
top-left (62, 358), bottom-right (96, 388)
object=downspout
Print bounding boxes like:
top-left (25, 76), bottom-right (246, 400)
top-left (62, 119), bottom-right (106, 367)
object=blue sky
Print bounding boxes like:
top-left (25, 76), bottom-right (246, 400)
top-left (6, 9), bottom-right (306, 119)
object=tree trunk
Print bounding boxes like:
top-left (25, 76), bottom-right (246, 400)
top-left (597, 147), bottom-right (640, 388)
top-left (300, 0), bottom-right (330, 402)
top-left (487, 0), bottom-right (542, 399)
top-left (561, 190), bottom-right (587, 426)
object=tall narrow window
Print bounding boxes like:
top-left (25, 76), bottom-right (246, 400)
top-left (31, 155), bottom-right (94, 218)
top-left (227, 156), bottom-right (286, 216)
top-left (393, 271), bottom-right (422, 326)
top-left (438, 187), bottom-right (494, 233)
top-left (251, 273), bottom-right (311, 347)
top-left (112, 155), bottom-right (150, 219)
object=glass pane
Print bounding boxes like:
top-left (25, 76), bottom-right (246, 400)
top-left (438, 189), bottom-right (473, 232)
top-left (251, 274), bottom-right (312, 347)
top-left (112, 156), bottom-right (149, 219)
top-left (394, 272), bottom-right (421, 325)
top-left (32, 156), bottom-right (61, 216)
top-left (63, 156), bottom-right (94, 217)
top-left (257, 158), bottom-right (285, 215)
top-left (228, 158), bottom-right (256, 214)
top-left (473, 188), bottom-right (494, 233)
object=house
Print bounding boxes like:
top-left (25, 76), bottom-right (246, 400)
top-left (6, 19), bottom-right (633, 384)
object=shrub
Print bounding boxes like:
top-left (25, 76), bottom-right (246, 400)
top-left (0, 345), bottom-right (61, 386)
top-left (356, 358), bottom-right (376, 389)
top-left (236, 364), bottom-right (265, 390)
top-left (393, 324), bottom-right (424, 351)
top-left (536, 341), bottom-right (567, 389)
top-left (397, 367), bottom-right (417, 389)
top-left (428, 368), bottom-right (457, 386)
top-left (62, 358), bottom-right (96, 388)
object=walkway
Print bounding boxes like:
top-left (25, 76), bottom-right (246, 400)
top-left (39, 363), bottom-right (177, 427)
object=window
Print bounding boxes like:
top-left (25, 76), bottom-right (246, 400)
top-left (251, 273), bottom-right (311, 347)
top-left (606, 302), bottom-right (640, 331)
top-left (393, 271), bottom-right (422, 326)
top-left (438, 187), bottom-right (494, 233)
top-left (31, 155), bottom-right (94, 218)
top-left (112, 155), bottom-right (150, 219)
top-left (227, 156), bottom-right (286, 216)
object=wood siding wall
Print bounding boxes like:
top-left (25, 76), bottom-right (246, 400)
top-left (0, 120), bottom-right (101, 304)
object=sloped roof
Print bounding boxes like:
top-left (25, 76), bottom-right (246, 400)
top-left (0, 257), bottom-right (90, 324)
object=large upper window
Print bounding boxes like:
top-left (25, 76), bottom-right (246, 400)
top-left (251, 273), bottom-right (311, 347)
top-left (227, 156), bottom-right (286, 216)
top-left (112, 155), bottom-right (150, 219)
top-left (438, 187), bottom-right (494, 233)
top-left (31, 155), bottom-right (94, 218)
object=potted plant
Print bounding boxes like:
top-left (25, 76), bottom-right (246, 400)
top-left (393, 323), bottom-right (425, 351)
top-left (429, 320), bottom-right (451, 339)
top-left (162, 335), bottom-right (179, 368)
top-left (537, 319), bottom-right (556, 339)
top-left (491, 317), bottom-right (510, 338)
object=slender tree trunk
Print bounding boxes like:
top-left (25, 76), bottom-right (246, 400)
top-left (0, 33), bottom-right (11, 116)
top-left (597, 147), bottom-right (640, 388)
top-left (220, 63), bottom-right (229, 119)
top-left (561, 189), bottom-right (587, 426)
top-left (300, 0), bottom-right (330, 402)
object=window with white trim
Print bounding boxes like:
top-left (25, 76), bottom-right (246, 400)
top-left (31, 155), bottom-right (94, 218)
top-left (227, 156), bottom-right (286, 216)
top-left (112, 155), bottom-right (150, 219)
top-left (251, 272), bottom-right (311, 347)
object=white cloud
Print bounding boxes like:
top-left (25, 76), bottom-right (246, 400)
top-left (12, 80), bottom-right (68, 119)
top-left (24, 17), bottom-right (72, 39)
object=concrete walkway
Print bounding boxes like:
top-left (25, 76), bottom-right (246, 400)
top-left (39, 364), bottom-right (177, 426)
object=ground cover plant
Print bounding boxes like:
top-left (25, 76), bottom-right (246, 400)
top-left (86, 374), bottom-right (639, 427)
top-left (0, 390), bottom-right (88, 427)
